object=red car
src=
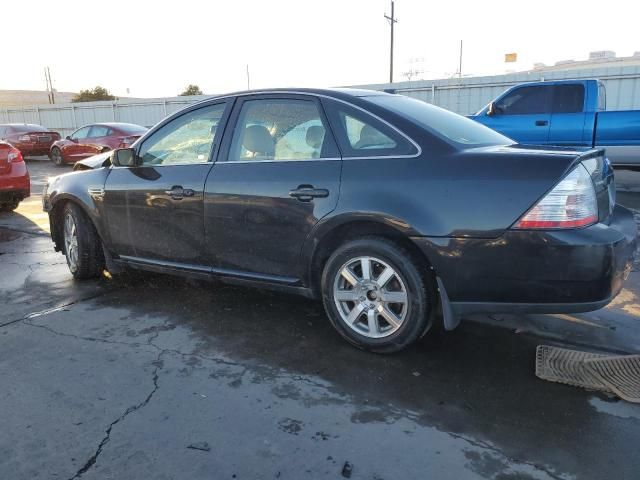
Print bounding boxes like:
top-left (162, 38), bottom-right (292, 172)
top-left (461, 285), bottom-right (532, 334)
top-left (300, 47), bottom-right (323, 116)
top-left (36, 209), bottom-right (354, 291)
top-left (0, 124), bottom-right (61, 158)
top-left (0, 142), bottom-right (30, 212)
top-left (49, 122), bottom-right (147, 165)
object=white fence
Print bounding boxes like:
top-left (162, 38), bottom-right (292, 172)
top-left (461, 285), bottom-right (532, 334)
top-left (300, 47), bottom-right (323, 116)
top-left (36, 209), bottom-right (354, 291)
top-left (0, 95), bottom-right (210, 138)
top-left (3, 64), bottom-right (640, 136)
top-left (357, 64), bottom-right (640, 115)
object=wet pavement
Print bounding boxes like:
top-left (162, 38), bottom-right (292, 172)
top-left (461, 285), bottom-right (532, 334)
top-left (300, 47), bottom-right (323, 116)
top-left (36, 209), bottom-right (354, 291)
top-left (1, 159), bottom-right (640, 480)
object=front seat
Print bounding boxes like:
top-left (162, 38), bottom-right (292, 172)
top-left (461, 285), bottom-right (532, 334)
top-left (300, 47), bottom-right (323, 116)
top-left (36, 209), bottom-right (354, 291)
top-left (305, 125), bottom-right (325, 158)
top-left (242, 125), bottom-right (275, 159)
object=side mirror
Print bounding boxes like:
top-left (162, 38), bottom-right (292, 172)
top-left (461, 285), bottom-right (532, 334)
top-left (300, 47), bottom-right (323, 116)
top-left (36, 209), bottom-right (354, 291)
top-left (487, 102), bottom-right (496, 116)
top-left (112, 148), bottom-right (137, 167)
top-left (66, 135), bottom-right (72, 141)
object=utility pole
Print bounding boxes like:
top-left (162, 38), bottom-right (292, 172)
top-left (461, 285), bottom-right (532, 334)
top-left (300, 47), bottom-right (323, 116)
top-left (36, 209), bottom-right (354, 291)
top-left (44, 68), bottom-right (51, 104)
top-left (384, 1), bottom-right (398, 83)
top-left (45, 66), bottom-right (55, 104)
top-left (246, 64), bottom-right (250, 90)
top-left (458, 40), bottom-right (463, 80)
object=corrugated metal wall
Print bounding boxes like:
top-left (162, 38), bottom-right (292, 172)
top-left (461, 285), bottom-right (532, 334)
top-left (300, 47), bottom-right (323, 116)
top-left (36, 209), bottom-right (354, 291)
top-left (357, 64), bottom-right (640, 115)
top-left (0, 96), bottom-right (209, 137)
top-left (2, 65), bottom-right (640, 136)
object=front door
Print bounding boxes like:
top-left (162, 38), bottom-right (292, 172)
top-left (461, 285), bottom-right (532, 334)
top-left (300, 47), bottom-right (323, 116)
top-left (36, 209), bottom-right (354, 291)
top-left (480, 85), bottom-right (553, 145)
top-left (64, 126), bottom-right (91, 161)
top-left (103, 101), bottom-right (231, 266)
top-left (204, 95), bottom-right (342, 280)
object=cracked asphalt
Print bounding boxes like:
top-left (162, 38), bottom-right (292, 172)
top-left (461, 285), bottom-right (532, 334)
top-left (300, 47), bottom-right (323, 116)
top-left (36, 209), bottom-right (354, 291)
top-left (1, 160), bottom-right (640, 480)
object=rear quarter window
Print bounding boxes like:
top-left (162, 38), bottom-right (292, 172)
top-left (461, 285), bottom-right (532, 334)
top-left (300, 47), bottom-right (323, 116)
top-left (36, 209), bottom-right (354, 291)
top-left (324, 100), bottom-right (418, 158)
top-left (553, 85), bottom-right (585, 113)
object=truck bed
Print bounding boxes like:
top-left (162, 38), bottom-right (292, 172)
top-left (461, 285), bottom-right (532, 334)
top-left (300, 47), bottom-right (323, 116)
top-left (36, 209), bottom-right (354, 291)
top-left (594, 110), bottom-right (640, 167)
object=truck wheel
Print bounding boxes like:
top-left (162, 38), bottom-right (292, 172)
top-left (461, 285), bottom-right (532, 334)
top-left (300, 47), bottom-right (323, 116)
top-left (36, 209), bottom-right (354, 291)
top-left (321, 237), bottom-right (432, 353)
top-left (62, 203), bottom-right (105, 279)
top-left (50, 147), bottom-right (64, 166)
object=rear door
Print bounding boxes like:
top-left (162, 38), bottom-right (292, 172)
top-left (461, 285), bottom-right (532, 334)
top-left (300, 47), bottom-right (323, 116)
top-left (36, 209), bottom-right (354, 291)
top-left (548, 83), bottom-right (589, 146)
top-left (483, 85), bottom-right (553, 144)
top-left (103, 101), bottom-right (231, 265)
top-left (82, 125), bottom-right (111, 158)
top-left (204, 94), bottom-right (341, 280)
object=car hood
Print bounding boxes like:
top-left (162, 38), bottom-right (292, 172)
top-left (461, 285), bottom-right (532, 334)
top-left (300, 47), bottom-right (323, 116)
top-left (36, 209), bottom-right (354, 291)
top-left (72, 151), bottom-right (112, 171)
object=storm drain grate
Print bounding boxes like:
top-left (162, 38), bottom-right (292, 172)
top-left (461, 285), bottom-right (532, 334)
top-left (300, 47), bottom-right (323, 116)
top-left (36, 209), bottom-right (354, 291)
top-left (585, 355), bottom-right (640, 404)
top-left (535, 345), bottom-right (607, 391)
top-left (536, 346), bottom-right (640, 403)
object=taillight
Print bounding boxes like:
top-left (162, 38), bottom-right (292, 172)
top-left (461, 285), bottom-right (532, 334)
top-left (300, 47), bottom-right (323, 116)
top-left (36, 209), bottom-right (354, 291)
top-left (8, 148), bottom-right (23, 163)
top-left (120, 136), bottom-right (137, 147)
top-left (514, 163), bottom-right (598, 229)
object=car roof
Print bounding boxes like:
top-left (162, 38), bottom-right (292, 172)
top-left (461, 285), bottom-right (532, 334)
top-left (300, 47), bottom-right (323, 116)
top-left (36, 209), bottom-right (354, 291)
top-left (0, 123), bottom-right (46, 127)
top-left (204, 87), bottom-right (390, 102)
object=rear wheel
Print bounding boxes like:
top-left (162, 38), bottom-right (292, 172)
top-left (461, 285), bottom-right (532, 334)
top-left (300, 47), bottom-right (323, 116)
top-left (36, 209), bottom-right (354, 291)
top-left (62, 203), bottom-right (105, 278)
top-left (0, 199), bottom-right (20, 212)
top-left (321, 237), bottom-right (432, 353)
top-left (50, 147), bottom-right (64, 166)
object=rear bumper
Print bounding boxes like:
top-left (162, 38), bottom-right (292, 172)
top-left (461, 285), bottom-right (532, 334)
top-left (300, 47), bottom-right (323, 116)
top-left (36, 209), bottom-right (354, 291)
top-left (412, 204), bottom-right (637, 315)
top-left (15, 144), bottom-right (53, 156)
top-left (0, 163), bottom-right (30, 200)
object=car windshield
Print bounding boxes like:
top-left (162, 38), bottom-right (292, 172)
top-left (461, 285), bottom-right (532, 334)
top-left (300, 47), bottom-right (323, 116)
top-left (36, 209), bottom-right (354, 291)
top-left (117, 124), bottom-right (148, 134)
top-left (367, 95), bottom-right (513, 148)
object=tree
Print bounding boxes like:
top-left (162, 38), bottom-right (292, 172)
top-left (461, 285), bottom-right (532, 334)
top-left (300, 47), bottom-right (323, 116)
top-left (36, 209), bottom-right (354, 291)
top-left (72, 86), bottom-right (116, 103)
top-left (180, 84), bottom-right (203, 96)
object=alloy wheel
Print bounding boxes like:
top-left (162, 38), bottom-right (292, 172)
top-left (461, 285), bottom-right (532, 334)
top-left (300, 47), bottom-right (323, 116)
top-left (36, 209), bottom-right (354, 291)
top-left (64, 213), bottom-right (79, 271)
top-left (333, 256), bottom-right (408, 339)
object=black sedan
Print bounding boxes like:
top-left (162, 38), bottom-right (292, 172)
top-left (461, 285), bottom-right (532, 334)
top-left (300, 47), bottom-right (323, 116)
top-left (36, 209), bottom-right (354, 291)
top-left (43, 88), bottom-right (637, 352)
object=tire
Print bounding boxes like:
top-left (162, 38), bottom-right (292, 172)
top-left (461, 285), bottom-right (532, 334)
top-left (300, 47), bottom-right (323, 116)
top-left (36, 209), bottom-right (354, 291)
top-left (0, 199), bottom-right (20, 212)
top-left (321, 237), bottom-right (432, 353)
top-left (50, 147), bottom-right (64, 166)
top-left (62, 203), bottom-right (105, 279)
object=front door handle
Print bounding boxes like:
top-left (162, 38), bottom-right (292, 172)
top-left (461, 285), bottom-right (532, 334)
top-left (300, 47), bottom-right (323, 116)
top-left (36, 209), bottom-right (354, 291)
top-left (535, 120), bottom-right (549, 126)
top-left (289, 185), bottom-right (330, 202)
top-left (164, 185), bottom-right (195, 200)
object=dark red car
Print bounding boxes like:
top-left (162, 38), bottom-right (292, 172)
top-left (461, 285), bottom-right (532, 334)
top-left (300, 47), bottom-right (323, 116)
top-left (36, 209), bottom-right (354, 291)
top-left (0, 141), bottom-right (30, 212)
top-left (0, 124), bottom-right (61, 158)
top-left (49, 122), bottom-right (147, 166)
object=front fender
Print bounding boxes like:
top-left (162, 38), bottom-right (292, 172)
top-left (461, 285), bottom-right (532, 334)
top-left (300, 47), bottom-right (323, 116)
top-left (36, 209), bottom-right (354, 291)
top-left (46, 168), bottom-right (110, 247)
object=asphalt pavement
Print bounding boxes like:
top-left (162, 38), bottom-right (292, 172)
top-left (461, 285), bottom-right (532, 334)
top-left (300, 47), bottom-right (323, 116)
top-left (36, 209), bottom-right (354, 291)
top-left (1, 158), bottom-right (640, 480)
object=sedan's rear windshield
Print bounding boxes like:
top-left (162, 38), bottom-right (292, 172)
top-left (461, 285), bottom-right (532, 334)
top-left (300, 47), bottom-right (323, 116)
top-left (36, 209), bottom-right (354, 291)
top-left (13, 124), bottom-right (49, 133)
top-left (367, 95), bottom-right (513, 148)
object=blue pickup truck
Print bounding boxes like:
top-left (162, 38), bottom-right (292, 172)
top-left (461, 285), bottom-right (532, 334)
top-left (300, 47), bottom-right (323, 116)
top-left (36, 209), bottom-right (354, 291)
top-left (471, 79), bottom-right (640, 167)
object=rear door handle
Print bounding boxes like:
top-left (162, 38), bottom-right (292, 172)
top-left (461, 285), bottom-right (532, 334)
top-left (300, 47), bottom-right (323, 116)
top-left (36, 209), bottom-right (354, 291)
top-left (289, 185), bottom-right (329, 202)
top-left (535, 120), bottom-right (549, 126)
top-left (165, 185), bottom-right (195, 200)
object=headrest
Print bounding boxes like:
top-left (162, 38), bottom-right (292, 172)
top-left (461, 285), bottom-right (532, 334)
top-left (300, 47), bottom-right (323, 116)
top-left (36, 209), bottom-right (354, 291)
top-left (306, 125), bottom-right (325, 149)
top-left (243, 125), bottom-right (274, 155)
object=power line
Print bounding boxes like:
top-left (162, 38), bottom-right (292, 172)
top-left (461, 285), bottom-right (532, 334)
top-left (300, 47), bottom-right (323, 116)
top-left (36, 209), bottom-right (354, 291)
top-left (384, 1), bottom-right (398, 83)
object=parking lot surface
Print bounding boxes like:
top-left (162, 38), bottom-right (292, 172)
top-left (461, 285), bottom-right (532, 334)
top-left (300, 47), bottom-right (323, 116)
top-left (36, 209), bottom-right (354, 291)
top-left (1, 159), bottom-right (640, 479)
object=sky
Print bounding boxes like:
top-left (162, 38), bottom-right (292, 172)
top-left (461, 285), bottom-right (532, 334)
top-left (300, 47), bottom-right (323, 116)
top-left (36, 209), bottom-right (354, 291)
top-left (4, 0), bottom-right (639, 98)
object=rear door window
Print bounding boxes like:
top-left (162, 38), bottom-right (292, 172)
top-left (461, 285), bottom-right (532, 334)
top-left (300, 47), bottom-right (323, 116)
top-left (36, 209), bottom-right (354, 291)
top-left (89, 125), bottom-right (110, 138)
top-left (552, 85), bottom-right (585, 113)
top-left (227, 98), bottom-right (337, 162)
top-left (495, 85), bottom-right (553, 115)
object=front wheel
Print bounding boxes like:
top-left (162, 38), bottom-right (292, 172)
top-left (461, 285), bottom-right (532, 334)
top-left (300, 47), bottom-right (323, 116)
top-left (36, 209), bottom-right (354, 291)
top-left (321, 237), bottom-right (433, 353)
top-left (50, 147), bottom-right (64, 166)
top-left (62, 203), bottom-right (105, 278)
